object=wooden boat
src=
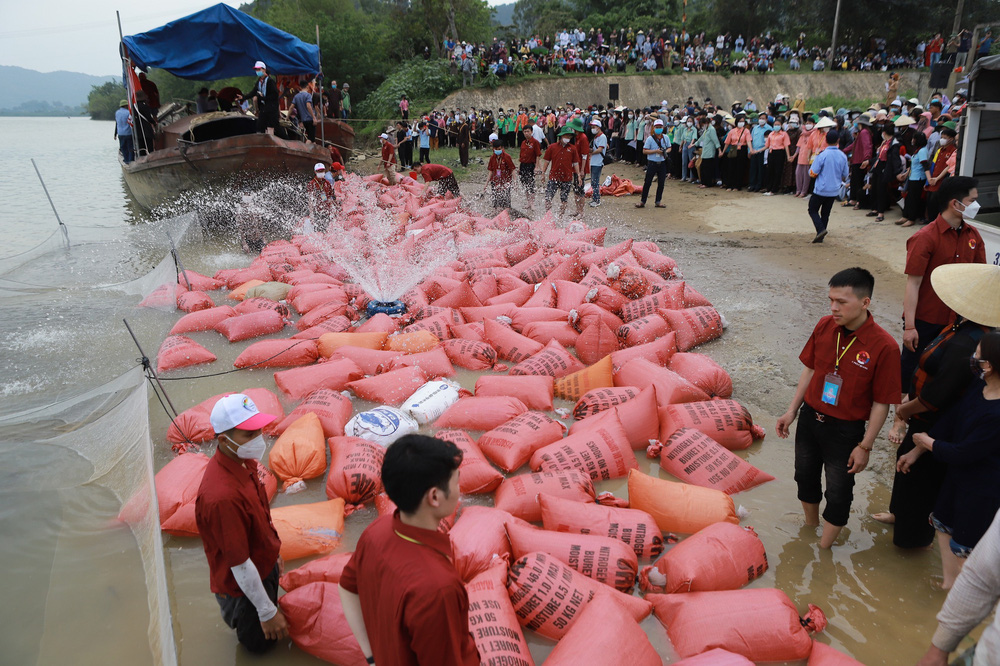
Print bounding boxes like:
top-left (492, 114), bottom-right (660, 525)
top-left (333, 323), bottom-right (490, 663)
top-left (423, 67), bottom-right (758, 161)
top-left (121, 112), bottom-right (333, 210)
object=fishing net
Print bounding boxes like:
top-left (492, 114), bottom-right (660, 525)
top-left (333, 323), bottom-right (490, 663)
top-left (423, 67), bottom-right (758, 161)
top-left (0, 367), bottom-right (177, 665)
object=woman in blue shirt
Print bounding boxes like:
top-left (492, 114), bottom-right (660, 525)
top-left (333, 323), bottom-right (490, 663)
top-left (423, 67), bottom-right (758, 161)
top-left (899, 132), bottom-right (929, 227)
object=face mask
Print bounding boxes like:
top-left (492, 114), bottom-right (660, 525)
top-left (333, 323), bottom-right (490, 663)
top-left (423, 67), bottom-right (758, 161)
top-left (686, 122), bottom-right (693, 127)
top-left (958, 200), bottom-right (981, 221)
top-left (561, 137), bottom-right (570, 144)
top-left (970, 355), bottom-right (987, 379)
top-left (737, 121), bottom-right (745, 128)
top-left (654, 127), bottom-right (663, 134)
top-left (758, 119), bottom-right (766, 126)
top-left (805, 123), bottom-right (814, 130)
top-left (233, 434), bottom-right (266, 460)
top-left (781, 123), bottom-right (789, 131)
top-left (255, 70), bottom-right (264, 77)
top-left (494, 149), bottom-right (503, 155)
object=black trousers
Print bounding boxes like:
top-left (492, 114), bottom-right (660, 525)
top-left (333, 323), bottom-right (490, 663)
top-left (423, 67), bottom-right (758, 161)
top-left (519, 163), bottom-right (536, 194)
top-left (850, 164), bottom-right (869, 206)
top-left (888, 426), bottom-right (947, 548)
top-left (808, 194), bottom-right (835, 233)
top-left (215, 563), bottom-right (280, 654)
top-left (794, 404), bottom-right (866, 526)
top-left (458, 143), bottom-right (469, 167)
top-left (748, 152), bottom-right (765, 190)
top-left (900, 319), bottom-right (945, 389)
top-left (766, 151), bottom-right (786, 192)
top-left (902, 179), bottom-right (925, 221)
top-left (419, 147), bottom-right (430, 164)
top-left (301, 120), bottom-right (315, 142)
top-left (700, 157), bottom-right (717, 187)
top-left (640, 160), bottom-right (667, 204)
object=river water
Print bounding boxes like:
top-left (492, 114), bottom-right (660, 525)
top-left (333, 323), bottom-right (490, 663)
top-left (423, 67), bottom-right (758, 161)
top-left (0, 117), bottom-right (975, 665)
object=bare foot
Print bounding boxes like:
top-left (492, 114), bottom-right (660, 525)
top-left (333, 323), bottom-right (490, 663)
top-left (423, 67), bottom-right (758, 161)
top-left (872, 512), bottom-right (896, 524)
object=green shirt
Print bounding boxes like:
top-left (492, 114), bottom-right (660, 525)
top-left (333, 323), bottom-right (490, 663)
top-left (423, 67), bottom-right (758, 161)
top-left (695, 125), bottom-right (721, 158)
top-left (342, 92), bottom-right (351, 111)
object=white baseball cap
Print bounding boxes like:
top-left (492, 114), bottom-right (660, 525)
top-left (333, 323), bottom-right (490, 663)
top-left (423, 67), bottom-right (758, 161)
top-left (254, 60), bottom-right (266, 70)
top-left (489, 132), bottom-right (499, 141)
top-left (379, 133), bottom-right (389, 140)
top-left (210, 393), bottom-right (276, 434)
top-left (653, 119), bottom-right (664, 126)
top-left (314, 163), bottom-right (326, 171)
top-left (590, 119), bottom-right (602, 127)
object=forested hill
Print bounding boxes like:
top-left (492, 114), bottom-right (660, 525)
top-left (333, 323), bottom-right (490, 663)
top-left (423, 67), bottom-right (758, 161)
top-left (0, 66), bottom-right (115, 113)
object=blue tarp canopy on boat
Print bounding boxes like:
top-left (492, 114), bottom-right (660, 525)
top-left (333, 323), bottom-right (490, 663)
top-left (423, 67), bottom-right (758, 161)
top-left (122, 3), bottom-right (319, 80)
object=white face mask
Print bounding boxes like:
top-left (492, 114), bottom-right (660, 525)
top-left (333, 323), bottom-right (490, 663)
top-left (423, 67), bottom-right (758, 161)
top-left (959, 200), bottom-right (981, 221)
top-left (686, 122), bottom-right (693, 127)
top-left (805, 123), bottom-right (814, 130)
top-left (737, 121), bottom-right (745, 128)
top-left (758, 119), bottom-right (766, 126)
top-left (561, 137), bottom-right (571, 144)
top-left (234, 434), bottom-right (267, 460)
top-left (782, 123), bottom-right (789, 131)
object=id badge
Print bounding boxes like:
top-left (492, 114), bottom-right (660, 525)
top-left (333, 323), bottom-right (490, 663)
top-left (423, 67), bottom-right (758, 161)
top-left (822, 372), bottom-right (843, 407)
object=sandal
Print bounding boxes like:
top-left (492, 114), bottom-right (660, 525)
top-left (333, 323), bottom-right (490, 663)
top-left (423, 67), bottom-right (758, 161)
top-left (852, 204), bottom-right (861, 210)
top-left (900, 220), bottom-right (916, 227)
top-left (634, 203), bottom-right (645, 208)
top-left (841, 201), bottom-right (852, 207)
top-left (894, 218), bottom-right (907, 225)
top-left (875, 215), bottom-right (884, 222)
top-left (655, 203), bottom-right (666, 208)
top-left (866, 211), bottom-right (879, 217)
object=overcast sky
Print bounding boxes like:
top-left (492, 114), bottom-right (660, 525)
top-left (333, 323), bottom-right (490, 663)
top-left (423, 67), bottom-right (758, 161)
top-left (0, 0), bottom-right (508, 77)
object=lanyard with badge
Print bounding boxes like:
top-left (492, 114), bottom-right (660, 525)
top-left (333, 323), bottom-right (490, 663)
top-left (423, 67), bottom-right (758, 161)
top-left (822, 331), bottom-right (855, 407)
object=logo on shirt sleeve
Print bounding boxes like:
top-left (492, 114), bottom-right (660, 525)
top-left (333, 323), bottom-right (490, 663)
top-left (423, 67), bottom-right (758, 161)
top-left (970, 238), bottom-right (978, 250)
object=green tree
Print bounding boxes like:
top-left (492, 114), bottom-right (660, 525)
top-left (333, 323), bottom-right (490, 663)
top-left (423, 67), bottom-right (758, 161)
top-left (87, 80), bottom-right (126, 120)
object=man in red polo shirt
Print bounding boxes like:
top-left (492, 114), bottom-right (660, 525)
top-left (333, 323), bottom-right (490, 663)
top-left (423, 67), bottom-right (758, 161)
top-left (339, 434), bottom-right (478, 665)
top-left (306, 162), bottom-right (336, 232)
top-left (901, 176), bottom-right (985, 393)
top-left (776, 267), bottom-right (901, 548)
top-left (195, 393), bottom-right (286, 653)
top-left (518, 125), bottom-right (542, 210)
top-left (539, 126), bottom-right (580, 217)
top-left (413, 162), bottom-right (461, 198)
top-left (379, 132), bottom-right (397, 185)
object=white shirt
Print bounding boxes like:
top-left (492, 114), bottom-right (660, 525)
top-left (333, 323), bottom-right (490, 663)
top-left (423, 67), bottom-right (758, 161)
top-left (532, 124), bottom-right (546, 143)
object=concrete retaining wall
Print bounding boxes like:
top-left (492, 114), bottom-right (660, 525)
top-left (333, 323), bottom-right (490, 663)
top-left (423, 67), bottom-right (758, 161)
top-left (438, 70), bottom-right (931, 112)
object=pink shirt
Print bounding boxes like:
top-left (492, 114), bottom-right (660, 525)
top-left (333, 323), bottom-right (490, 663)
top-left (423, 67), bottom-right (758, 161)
top-left (766, 130), bottom-right (790, 151)
top-left (724, 127), bottom-right (750, 147)
top-left (796, 129), bottom-right (814, 165)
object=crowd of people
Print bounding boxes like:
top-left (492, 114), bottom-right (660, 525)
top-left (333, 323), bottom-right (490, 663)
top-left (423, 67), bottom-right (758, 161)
top-left (441, 26), bottom-right (995, 83)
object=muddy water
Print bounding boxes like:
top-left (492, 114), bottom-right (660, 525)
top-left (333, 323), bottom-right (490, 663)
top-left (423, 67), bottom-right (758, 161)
top-left (0, 122), bottom-right (976, 665)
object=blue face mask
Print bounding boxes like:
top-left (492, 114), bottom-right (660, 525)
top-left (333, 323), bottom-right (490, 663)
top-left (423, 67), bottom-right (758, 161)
top-left (255, 69), bottom-right (264, 77)
top-left (494, 149), bottom-right (502, 155)
top-left (654, 127), bottom-right (664, 134)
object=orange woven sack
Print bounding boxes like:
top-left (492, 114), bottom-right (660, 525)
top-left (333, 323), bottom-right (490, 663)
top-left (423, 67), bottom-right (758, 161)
top-left (175, 290), bottom-right (214, 313)
top-left (433, 396), bottom-right (528, 431)
top-left (327, 346), bottom-right (403, 375)
top-left (483, 319), bottom-right (544, 363)
top-left (522, 280), bottom-right (559, 308)
top-left (296, 301), bottom-right (357, 331)
top-left (648, 588), bottom-right (827, 662)
top-left (613, 358), bottom-right (709, 405)
top-left (268, 412), bottom-right (328, 491)
top-left (317, 331), bottom-right (389, 358)
top-left (384, 330), bottom-right (440, 354)
top-left (155, 453), bottom-right (211, 536)
top-left (326, 436), bottom-right (385, 504)
top-left (573, 387), bottom-right (640, 420)
top-left (459, 303), bottom-right (517, 323)
top-left (808, 642), bottom-right (864, 665)
top-left (543, 594), bottom-right (661, 666)
top-left (668, 352), bottom-right (733, 398)
top-left (465, 561), bottom-right (536, 666)
top-left (531, 412), bottom-right (637, 481)
top-left (494, 470), bottom-right (595, 522)
top-left (553, 279), bottom-right (591, 311)
top-left (441, 338), bottom-right (497, 370)
top-left (509, 339), bottom-right (586, 378)
top-left (659, 400), bottom-right (766, 451)
top-left (170, 305), bottom-right (236, 334)
top-left (291, 286), bottom-right (349, 314)
top-left (553, 354), bottom-right (615, 401)
top-left (382, 346), bottom-right (455, 377)
top-left (227, 278), bottom-right (266, 299)
top-left (271, 498), bottom-right (346, 560)
top-left (509, 306), bottom-right (567, 331)
top-left (347, 366), bottom-right (428, 406)
top-left (166, 388), bottom-right (284, 448)
top-left (569, 302), bottom-right (623, 332)
top-left (279, 551), bottom-right (354, 592)
top-left (619, 283), bottom-right (691, 322)
top-left (648, 428), bottom-right (775, 494)
top-left (293, 316), bottom-right (353, 340)
top-left (610, 332), bottom-right (677, 372)
top-left (156, 335), bottom-right (217, 373)
top-left (279, 582), bottom-right (367, 665)
top-left (474, 375), bottom-right (553, 411)
top-left (478, 411), bottom-right (566, 472)
top-left (432, 280), bottom-right (483, 309)
top-left (449, 506), bottom-right (520, 581)
top-left (179, 269), bottom-right (225, 291)
top-left (506, 551), bottom-right (652, 640)
top-left (631, 247), bottom-right (680, 280)
top-left (574, 321), bottom-right (620, 366)
top-left (659, 306), bottom-right (725, 351)
top-left (448, 321), bottom-right (487, 342)
top-left (539, 493), bottom-right (663, 560)
top-left (672, 649), bottom-right (754, 665)
top-left (520, 320), bottom-right (580, 348)
top-left (638, 523), bottom-right (767, 594)
top-left (435, 429), bottom-right (503, 494)
top-left (616, 314), bottom-right (669, 347)
top-left (627, 469), bottom-right (739, 534)
top-left (235, 296), bottom-right (291, 318)
top-left (568, 384), bottom-right (660, 449)
top-left (506, 521), bottom-right (638, 592)
top-left (274, 357), bottom-right (364, 400)
top-left (233, 339), bottom-right (318, 368)
top-left (274, 389), bottom-right (353, 439)
top-left (215, 310), bottom-right (285, 342)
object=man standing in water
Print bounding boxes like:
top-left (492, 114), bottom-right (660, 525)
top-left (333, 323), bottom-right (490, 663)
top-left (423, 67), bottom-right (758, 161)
top-left (195, 394), bottom-right (287, 653)
top-left (776, 267), bottom-right (900, 548)
top-left (339, 434), bottom-right (479, 665)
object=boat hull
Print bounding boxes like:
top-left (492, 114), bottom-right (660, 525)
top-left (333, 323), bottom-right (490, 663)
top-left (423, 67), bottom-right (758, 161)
top-left (121, 133), bottom-right (330, 210)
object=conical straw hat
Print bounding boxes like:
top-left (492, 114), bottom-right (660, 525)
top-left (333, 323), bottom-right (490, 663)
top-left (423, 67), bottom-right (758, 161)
top-left (931, 263), bottom-right (1000, 327)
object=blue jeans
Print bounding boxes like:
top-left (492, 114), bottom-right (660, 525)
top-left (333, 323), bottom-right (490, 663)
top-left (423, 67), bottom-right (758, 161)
top-left (591, 165), bottom-right (603, 202)
top-left (118, 134), bottom-right (134, 163)
top-left (930, 51), bottom-right (941, 68)
top-left (681, 145), bottom-right (694, 180)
